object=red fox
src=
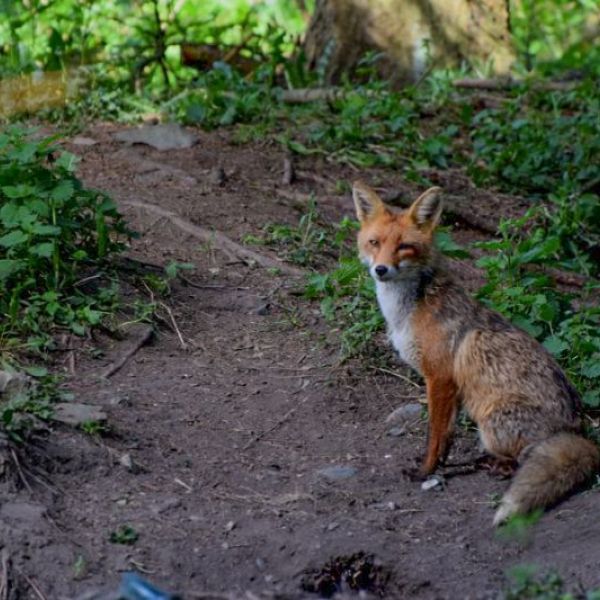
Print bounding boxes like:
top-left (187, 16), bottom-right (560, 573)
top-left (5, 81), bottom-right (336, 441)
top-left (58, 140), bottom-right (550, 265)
top-left (352, 181), bottom-right (599, 525)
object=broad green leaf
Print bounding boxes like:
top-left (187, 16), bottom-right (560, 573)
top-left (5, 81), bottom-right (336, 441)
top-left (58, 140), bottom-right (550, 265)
top-left (2, 184), bottom-right (37, 198)
top-left (30, 242), bottom-right (55, 258)
top-left (0, 259), bottom-right (23, 280)
top-left (0, 230), bottom-right (27, 248)
top-left (51, 180), bottom-right (74, 202)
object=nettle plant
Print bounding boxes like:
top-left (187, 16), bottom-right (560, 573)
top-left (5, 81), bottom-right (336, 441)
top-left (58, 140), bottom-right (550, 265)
top-left (476, 210), bottom-right (600, 409)
top-left (0, 126), bottom-right (131, 352)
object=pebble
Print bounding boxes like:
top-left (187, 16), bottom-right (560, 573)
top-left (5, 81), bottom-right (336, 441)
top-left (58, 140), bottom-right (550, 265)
top-left (52, 403), bottom-right (107, 426)
top-left (225, 520), bottom-right (236, 532)
top-left (385, 403), bottom-right (422, 424)
top-left (421, 475), bottom-right (444, 491)
top-left (387, 426), bottom-right (406, 437)
top-left (316, 465), bottom-right (357, 481)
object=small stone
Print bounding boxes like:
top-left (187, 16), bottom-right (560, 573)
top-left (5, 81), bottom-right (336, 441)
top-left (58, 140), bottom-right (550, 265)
top-left (316, 465), bottom-right (357, 481)
top-left (225, 520), bottom-right (236, 532)
top-left (0, 369), bottom-right (31, 397)
top-left (119, 453), bottom-right (134, 471)
top-left (387, 426), bottom-right (406, 437)
top-left (327, 522), bottom-right (339, 531)
top-left (209, 167), bottom-right (226, 186)
top-left (385, 403), bottom-right (422, 424)
top-left (71, 136), bottom-right (98, 146)
top-left (0, 502), bottom-right (46, 523)
top-left (52, 403), bottom-right (107, 426)
top-left (256, 558), bottom-right (266, 571)
top-left (114, 123), bottom-right (196, 150)
top-left (256, 303), bottom-right (271, 316)
top-left (421, 475), bottom-right (444, 491)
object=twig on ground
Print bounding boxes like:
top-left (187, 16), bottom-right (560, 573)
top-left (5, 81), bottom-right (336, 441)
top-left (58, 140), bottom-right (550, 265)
top-left (159, 302), bottom-right (187, 350)
top-left (296, 169), bottom-right (333, 187)
top-left (123, 199), bottom-right (304, 276)
top-left (282, 155), bottom-right (295, 185)
top-left (453, 77), bottom-right (576, 92)
top-left (373, 367), bottom-right (422, 390)
top-left (20, 573), bottom-right (47, 600)
top-left (100, 325), bottom-right (154, 379)
top-left (10, 449), bottom-right (32, 494)
top-left (243, 397), bottom-right (308, 450)
top-left (0, 549), bottom-right (9, 600)
top-left (281, 88), bottom-right (344, 103)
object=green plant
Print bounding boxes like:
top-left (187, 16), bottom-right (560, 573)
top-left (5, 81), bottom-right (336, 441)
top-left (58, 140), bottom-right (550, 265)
top-left (80, 420), bottom-right (108, 436)
top-left (476, 210), bottom-right (600, 408)
top-left (109, 525), bottom-right (139, 545)
top-left (0, 126), bottom-right (131, 353)
top-left (504, 566), bottom-right (573, 600)
top-left (244, 199), bottom-right (331, 267)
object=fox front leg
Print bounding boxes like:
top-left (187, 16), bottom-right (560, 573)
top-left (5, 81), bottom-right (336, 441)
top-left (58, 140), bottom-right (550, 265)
top-left (421, 377), bottom-right (458, 476)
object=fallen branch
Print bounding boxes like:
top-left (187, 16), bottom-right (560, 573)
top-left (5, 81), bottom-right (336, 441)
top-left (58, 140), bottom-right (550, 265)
top-left (100, 325), bottom-right (153, 379)
top-left (243, 397), bottom-right (307, 450)
top-left (453, 78), bottom-right (577, 92)
top-left (123, 199), bottom-right (304, 276)
top-left (0, 549), bottom-right (9, 600)
top-left (280, 88), bottom-right (344, 104)
top-left (159, 301), bottom-right (187, 350)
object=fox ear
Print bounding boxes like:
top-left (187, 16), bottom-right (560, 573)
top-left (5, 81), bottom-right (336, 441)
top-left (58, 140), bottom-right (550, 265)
top-left (352, 181), bottom-right (385, 222)
top-left (408, 187), bottom-right (443, 231)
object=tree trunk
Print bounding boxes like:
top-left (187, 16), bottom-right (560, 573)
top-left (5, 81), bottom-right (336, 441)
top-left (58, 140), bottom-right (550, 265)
top-left (304, 0), bottom-right (515, 84)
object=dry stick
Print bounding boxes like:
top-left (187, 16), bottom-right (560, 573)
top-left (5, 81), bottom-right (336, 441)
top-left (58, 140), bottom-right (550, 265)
top-left (374, 367), bottom-right (422, 390)
top-left (281, 88), bottom-right (344, 104)
top-left (282, 155), bottom-right (295, 185)
top-left (100, 325), bottom-right (154, 379)
top-left (10, 449), bottom-right (33, 494)
top-left (159, 301), bottom-right (187, 350)
top-left (20, 573), bottom-right (47, 600)
top-left (0, 549), bottom-right (9, 600)
top-left (123, 199), bottom-right (304, 277)
top-left (453, 78), bottom-right (577, 92)
top-left (243, 398), bottom-right (307, 450)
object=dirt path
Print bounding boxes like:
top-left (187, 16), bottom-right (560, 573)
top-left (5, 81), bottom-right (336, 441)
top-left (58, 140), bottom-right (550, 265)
top-left (1, 124), bottom-right (599, 599)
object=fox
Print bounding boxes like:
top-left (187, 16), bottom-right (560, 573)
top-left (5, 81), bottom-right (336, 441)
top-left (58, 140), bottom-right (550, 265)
top-left (352, 180), bottom-right (599, 525)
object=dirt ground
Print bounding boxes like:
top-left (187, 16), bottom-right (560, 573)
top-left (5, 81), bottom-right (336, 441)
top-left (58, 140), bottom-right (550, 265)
top-left (1, 123), bottom-right (599, 600)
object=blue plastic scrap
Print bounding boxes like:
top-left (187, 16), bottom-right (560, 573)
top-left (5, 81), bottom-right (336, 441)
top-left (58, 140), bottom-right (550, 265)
top-left (118, 572), bottom-right (180, 600)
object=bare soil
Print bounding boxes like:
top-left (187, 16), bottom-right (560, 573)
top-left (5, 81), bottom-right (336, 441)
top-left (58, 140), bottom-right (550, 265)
top-left (1, 124), bottom-right (599, 600)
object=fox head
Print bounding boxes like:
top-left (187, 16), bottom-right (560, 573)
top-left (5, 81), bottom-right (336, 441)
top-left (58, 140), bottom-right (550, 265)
top-left (352, 181), bottom-right (443, 282)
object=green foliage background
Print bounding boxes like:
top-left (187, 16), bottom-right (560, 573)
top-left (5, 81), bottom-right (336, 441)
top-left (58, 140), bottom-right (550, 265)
top-left (0, 0), bottom-right (598, 419)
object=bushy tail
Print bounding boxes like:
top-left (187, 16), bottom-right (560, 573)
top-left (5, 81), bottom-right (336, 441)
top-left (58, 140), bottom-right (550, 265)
top-left (493, 433), bottom-right (600, 526)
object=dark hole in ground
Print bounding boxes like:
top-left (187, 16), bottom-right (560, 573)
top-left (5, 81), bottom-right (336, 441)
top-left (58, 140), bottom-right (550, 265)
top-left (301, 552), bottom-right (391, 598)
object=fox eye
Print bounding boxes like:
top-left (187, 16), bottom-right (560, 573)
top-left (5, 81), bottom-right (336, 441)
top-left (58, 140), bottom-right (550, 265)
top-left (369, 239), bottom-right (379, 247)
top-left (397, 243), bottom-right (415, 252)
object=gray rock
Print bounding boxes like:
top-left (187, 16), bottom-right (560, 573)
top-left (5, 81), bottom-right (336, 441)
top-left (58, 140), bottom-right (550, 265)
top-left (317, 465), bottom-right (357, 481)
top-left (0, 501), bottom-right (47, 523)
top-left (0, 369), bottom-right (31, 397)
top-left (71, 136), bottom-right (98, 146)
top-left (114, 123), bottom-right (197, 150)
top-left (385, 403), bottom-right (422, 424)
top-left (386, 426), bottom-right (406, 437)
top-left (421, 475), bottom-right (444, 491)
top-left (52, 403), bottom-right (107, 426)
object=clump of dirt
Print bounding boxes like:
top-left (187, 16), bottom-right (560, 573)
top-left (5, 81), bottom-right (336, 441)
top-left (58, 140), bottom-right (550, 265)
top-left (301, 552), bottom-right (391, 598)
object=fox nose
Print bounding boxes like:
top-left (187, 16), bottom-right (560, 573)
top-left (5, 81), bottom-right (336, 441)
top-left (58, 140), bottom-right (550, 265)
top-left (374, 265), bottom-right (388, 278)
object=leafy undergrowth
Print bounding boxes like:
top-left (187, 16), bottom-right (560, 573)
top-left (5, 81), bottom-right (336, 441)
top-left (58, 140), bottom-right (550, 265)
top-left (1, 1), bottom-right (599, 413)
top-left (0, 126), bottom-right (133, 438)
top-left (504, 565), bottom-right (600, 600)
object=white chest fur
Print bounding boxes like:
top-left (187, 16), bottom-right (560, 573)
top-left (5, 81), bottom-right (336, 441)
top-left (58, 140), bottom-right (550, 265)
top-left (376, 280), bottom-right (421, 372)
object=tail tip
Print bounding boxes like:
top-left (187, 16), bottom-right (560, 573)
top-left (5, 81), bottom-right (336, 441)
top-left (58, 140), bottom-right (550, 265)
top-left (493, 497), bottom-right (519, 526)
